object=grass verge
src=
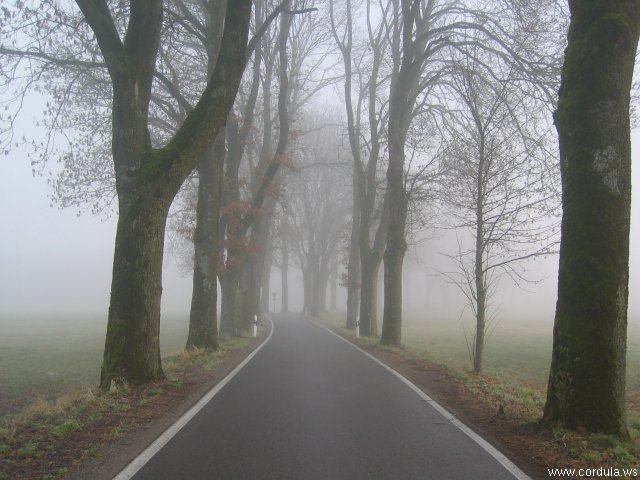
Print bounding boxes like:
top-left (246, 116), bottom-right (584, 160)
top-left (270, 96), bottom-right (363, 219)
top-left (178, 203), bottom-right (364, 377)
top-left (0, 335), bottom-right (255, 480)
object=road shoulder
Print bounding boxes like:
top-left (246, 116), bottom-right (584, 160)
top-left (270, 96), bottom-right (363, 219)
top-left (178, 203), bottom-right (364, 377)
top-left (314, 321), bottom-right (563, 480)
top-left (66, 330), bottom-right (269, 480)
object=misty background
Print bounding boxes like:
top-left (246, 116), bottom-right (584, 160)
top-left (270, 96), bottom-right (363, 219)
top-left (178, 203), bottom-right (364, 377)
top-left (1, 126), bottom-right (639, 326)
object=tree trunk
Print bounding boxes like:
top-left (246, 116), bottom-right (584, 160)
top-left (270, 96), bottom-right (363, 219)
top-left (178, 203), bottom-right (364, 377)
top-left (281, 233), bottom-right (289, 313)
top-left (313, 264), bottom-right (329, 316)
top-left (346, 168), bottom-right (361, 329)
top-left (101, 183), bottom-right (172, 388)
top-left (219, 264), bottom-right (242, 338)
top-left (243, 210), bottom-right (273, 327)
top-left (329, 258), bottom-right (338, 311)
top-left (380, 220), bottom-right (405, 346)
top-left (186, 0), bottom-right (226, 351)
top-left (359, 257), bottom-right (381, 337)
top-left (473, 134), bottom-right (487, 373)
top-left (543, 0), bottom-right (639, 439)
top-left (473, 235), bottom-right (486, 373)
top-left (186, 131), bottom-right (224, 351)
top-left (302, 265), bottom-right (313, 314)
top-left (379, 0), bottom-right (417, 347)
top-left (261, 233), bottom-right (274, 313)
top-left (380, 113), bottom-right (408, 346)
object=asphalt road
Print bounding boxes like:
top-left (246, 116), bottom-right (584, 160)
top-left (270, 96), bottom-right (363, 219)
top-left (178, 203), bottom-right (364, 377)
top-left (122, 315), bottom-right (528, 480)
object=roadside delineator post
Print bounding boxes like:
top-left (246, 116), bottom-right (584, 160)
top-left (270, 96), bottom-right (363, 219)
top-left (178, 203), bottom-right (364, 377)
top-left (253, 315), bottom-right (258, 338)
top-left (355, 315), bottom-right (360, 339)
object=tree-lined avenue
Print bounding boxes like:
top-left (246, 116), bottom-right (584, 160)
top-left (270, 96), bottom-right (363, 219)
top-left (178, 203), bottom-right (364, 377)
top-left (124, 315), bottom-right (526, 480)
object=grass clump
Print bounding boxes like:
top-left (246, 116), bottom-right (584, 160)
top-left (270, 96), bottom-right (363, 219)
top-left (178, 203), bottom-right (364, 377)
top-left (17, 441), bottom-right (39, 457)
top-left (52, 418), bottom-right (81, 438)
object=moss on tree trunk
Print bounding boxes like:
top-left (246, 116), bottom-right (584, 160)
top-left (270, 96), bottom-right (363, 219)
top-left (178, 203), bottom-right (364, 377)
top-left (543, 0), bottom-right (640, 439)
top-left (100, 182), bottom-right (172, 388)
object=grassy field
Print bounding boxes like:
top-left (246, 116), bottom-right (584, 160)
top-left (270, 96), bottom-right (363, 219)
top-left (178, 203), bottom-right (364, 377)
top-left (0, 314), bottom-right (189, 414)
top-left (4, 311), bottom-right (640, 428)
top-left (400, 314), bottom-right (640, 393)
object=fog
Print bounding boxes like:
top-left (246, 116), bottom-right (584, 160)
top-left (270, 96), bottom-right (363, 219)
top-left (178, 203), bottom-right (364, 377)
top-left (1, 131), bottom-right (639, 325)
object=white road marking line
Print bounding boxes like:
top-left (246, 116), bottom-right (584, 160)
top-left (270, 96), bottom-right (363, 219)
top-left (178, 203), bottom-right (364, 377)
top-left (112, 317), bottom-right (275, 480)
top-left (310, 319), bottom-right (532, 480)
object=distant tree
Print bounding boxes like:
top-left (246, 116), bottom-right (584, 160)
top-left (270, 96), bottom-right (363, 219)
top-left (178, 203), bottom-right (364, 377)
top-left (543, 0), bottom-right (640, 439)
top-left (284, 120), bottom-right (351, 316)
top-left (271, 208), bottom-right (292, 313)
top-left (240, 1), bottom-right (336, 329)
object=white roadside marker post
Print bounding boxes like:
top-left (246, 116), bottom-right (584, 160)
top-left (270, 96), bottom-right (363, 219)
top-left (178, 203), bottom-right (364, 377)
top-left (355, 315), bottom-right (360, 339)
top-left (253, 315), bottom-right (258, 338)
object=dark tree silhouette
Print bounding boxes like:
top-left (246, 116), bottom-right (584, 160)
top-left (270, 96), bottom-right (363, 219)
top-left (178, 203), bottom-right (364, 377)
top-left (544, 0), bottom-right (640, 439)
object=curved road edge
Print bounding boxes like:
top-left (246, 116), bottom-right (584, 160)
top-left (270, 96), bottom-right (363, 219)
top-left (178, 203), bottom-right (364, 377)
top-left (310, 319), bottom-right (532, 480)
top-left (112, 317), bottom-right (275, 480)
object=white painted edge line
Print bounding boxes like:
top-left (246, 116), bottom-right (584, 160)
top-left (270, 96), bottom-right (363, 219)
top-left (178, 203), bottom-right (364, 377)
top-left (113, 316), bottom-right (275, 480)
top-left (310, 320), bottom-right (532, 480)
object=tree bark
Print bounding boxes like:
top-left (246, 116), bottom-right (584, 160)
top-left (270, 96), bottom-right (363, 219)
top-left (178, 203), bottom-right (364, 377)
top-left (261, 232), bottom-right (274, 313)
top-left (186, 130), bottom-right (225, 350)
top-left (380, 80), bottom-right (409, 347)
top-left (280, 220), bottom-right (290, 313)
top-left (219, 265), bottom-right (242, 337)
top-left (543, 0), bottom-right (639, 438)
top-left (186, 0), bottom-right (226, 351)
top-left (346, 166), bottom-right (361, 329)
top-left (381, 134), bottom-right (407, 347)
top-left (359, 257), bottom-right (381, 337)
top-left (101, 181), bottom-right (172, 387)
top-left (473, 132), bottom-right (487, 373)
top-left (243, 205), bottom-right (274, 328)
top-left (329, 257), bottom-right (338, 311)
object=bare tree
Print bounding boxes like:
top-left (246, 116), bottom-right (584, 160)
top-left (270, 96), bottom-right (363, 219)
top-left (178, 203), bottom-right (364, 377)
top-left (439, 55), bottom-right (559, 372)
top-left (380, 0), bottom-right (563, 347)
top-left (284, 119), bottom-right (351, 316)
top-left (329, 0), bottom-right (391, 336)
top-left (240, 0), bottom-right (337, 328)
